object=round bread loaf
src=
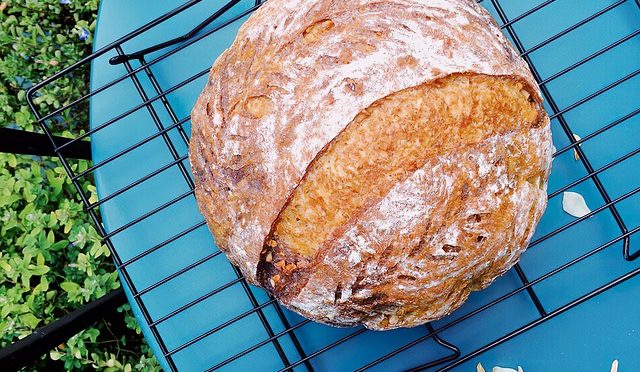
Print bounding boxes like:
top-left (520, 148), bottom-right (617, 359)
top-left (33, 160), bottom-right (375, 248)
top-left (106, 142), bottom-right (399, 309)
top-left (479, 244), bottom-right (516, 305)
top-left (189, 0), bottom-right (553, 330)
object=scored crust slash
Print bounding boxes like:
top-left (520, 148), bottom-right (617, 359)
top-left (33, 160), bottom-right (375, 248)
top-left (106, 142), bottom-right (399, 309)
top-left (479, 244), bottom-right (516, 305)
top-left (189, 0), bottom-right (553, 330)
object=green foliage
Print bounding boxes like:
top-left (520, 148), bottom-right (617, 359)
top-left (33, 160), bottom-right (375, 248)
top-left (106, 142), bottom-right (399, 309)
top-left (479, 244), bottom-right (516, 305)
top-left (0, 0), bottom-right (97, 134)
top-left (1, 0), bottom-right (159, 370)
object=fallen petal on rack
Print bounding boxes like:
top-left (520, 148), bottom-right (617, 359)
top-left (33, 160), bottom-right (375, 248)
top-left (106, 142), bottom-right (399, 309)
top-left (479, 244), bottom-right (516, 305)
top-left (573, 133), bottom-right (581, 161)
top-left (610, 359), bottom-right (618, 372)
top-left (562, 191), bottom-right (591, 218)
top-left (477, 362), bottom-right (486, 372)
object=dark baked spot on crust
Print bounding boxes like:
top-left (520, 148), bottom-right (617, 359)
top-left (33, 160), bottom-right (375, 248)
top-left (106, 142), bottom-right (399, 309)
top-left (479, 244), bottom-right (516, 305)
top-left (424, 220), bottom-right (432, 232)
top-left (442, 244), bottom-right (462, 253)
top-left (381, 244), bottom-right (394, 258)
top-left (399, 23), bottom-right (412, 32)
top-left (342, 78), bottom-right (364, 95)
top-left (227, 100), bottom-right (241, 118)
top-left (257, 234), bottom-right (315, 300)
top-left (429, 254), bottom-right (456, 261)
top-left (334, 283), bottom-right (343, 303)
top-left (230, 154), bottom-right (243, 165)
top-left (397, 275), bottom-right (417, 281)
top-left (409, 235), bottom-right (428, 257)
top-left (221, 165), bottom-right (250, 186)
top-left (355, 293), bottom-right (385, 305)
top-left (351, 275), bottom-right (366, 293)
top-left (468, 213), bottom-right (481, 223)
top-left (460, 182), bottom-right (469, 200)
top-left (468, 213), bottom-right (489, 223)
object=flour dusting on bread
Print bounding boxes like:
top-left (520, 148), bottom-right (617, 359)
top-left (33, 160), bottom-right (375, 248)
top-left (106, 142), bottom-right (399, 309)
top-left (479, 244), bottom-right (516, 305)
top-left (189, 0), bottom-right (552, 329)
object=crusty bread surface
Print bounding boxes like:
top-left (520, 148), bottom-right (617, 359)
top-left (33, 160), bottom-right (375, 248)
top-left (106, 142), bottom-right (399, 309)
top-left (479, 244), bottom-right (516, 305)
top-left (189, 0), bottom-right (553, 329)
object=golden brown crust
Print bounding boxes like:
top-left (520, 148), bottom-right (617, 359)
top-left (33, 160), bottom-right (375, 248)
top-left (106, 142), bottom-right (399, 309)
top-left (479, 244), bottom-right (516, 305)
top-left (189, 0), bottom-right (553, 328)
top-left (282, 123), bottom-right (551, 329)
top-left (256, 74), bottom-right (550, 328)
top-left (257, 73), bottom-right (541, 297)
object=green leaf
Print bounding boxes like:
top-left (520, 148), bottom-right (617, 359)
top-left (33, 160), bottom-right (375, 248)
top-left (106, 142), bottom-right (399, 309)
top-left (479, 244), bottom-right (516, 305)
top-left (85, 328), bottom-right (99, 342)
top-left (24, 188), bottom-right (36, 203)
top-left (29, 265), bottom-right (50, 275)
top-left (60, 281), bottom-right (81, 294)
top-left (19, 313), bottom-right (41, 329)
top-left (50, 239), bottom-right (69, 251)
top-left (1, 304), bottom-right (15, 318)
top-left (33, 275), bottom-right (49, 295)
top-left (47, 171), bottom-right (64, 197)
top-left (7, 154), bottom-right (17, 168)
top-left (0, 194), bottom-right (20, 208)
top-left (36, 253), bottom-right (45, 266)
top-left (14, 111), bottom-right (27, 126)
top-left (0, 260), bottom-right (11, 272)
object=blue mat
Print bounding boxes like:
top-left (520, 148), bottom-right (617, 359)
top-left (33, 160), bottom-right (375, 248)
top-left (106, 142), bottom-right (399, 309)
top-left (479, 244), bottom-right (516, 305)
top-left (90, 0), bottom-right (640, 370)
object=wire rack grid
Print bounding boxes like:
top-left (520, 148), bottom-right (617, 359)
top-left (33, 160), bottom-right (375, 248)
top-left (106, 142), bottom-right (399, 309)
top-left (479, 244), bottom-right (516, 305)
top-left (26, 0), bottom-right (640, 370)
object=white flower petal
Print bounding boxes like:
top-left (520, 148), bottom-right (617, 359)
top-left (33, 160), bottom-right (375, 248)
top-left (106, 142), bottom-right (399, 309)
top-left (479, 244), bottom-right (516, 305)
top-left (477, 362), bottom-right (486, 372)
top-left (562, 191), bottom-right (591, 218)
top-left (611, 359), bottom-right (618, 372)
top-left (493, 367), bottom-right (518, 372)
top-left (518, 367), bottom-right (524, 372)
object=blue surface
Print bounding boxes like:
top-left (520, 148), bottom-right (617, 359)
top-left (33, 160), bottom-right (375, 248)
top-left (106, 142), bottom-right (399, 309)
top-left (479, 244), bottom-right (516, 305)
top-left (90, 0), bottom-right (640, 370)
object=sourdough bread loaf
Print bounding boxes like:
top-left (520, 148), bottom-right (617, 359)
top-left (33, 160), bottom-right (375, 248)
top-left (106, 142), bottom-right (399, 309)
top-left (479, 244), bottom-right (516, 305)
top-left (189, 0), bottom-right (553, 330)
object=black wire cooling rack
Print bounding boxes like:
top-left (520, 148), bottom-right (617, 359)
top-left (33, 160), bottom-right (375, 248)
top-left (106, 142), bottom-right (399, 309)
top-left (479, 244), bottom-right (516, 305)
top-left (27, 0), bottom-right (640, 370)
